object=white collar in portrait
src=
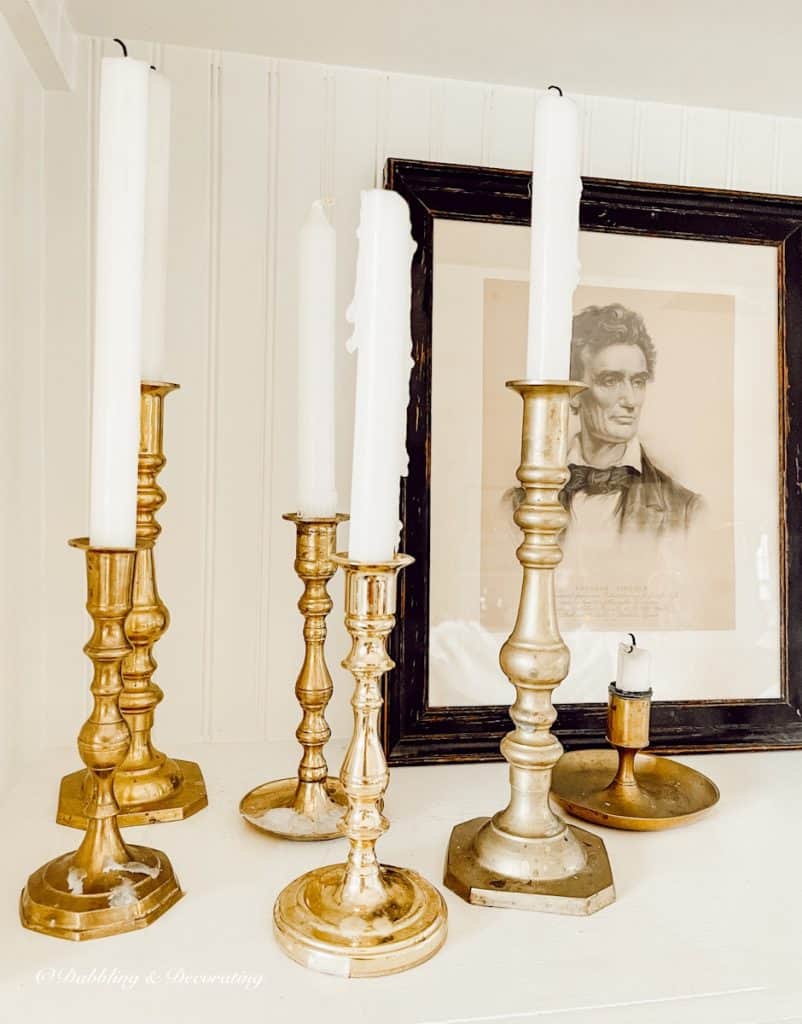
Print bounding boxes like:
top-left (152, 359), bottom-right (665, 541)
top-left (566, 433), bottom-right (642, 473)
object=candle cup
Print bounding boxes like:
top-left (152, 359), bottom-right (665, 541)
top-left (239, 513), bottom-right (349, 841)
top-left (21, 542), bottom-right (183, 940)
top-left (58, 382), bottom-right (207, 828)
top-left (444, 381), bottom-right (615, 915)
top-left (551, 684), bottom-right (720, 831)
top-left (273, 553), bottom-right (448, 977)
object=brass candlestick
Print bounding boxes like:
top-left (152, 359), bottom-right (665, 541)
top-left (273, 554), bottom-right (448, 977)
top-left (58, 382), bottom-right (207, 828)
top-left (444, 381), bottom-right (615, 916)
top-left (552, 683), bottom-right (720, 830)
top-left (240, 513), bottom-right (349, 841)
top-left (21, 542), bottom-right (183, 940)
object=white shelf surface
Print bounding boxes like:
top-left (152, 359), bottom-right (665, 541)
top-left (2, 741), bottom-right (801, 1023)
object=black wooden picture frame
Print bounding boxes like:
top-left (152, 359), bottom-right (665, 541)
top-left (383, 156), bottom-right (802, 766)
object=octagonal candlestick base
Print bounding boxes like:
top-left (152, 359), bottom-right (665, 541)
top-left (240, 514), bottom-right (349, 841)
top-left (273, 554), bottom-right (448, 977)
top-left (21, 543), bottom-right (183, 940)
top-left (443, 381), bottom-right (615, 916)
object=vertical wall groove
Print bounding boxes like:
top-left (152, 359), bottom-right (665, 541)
top-left (200, 51), bottom-right (223, 740)
top-left (256, 59), bottom-right (281, 737)
top-left (771, 118), bottom-right (782, 194)
top-left (373, 74), bottom-right (389, 186)
top-left (726, 111), bottom-right (736, 189)
top-left (631, 101), bottom-right (644, 180)
top-left (321, 69), bottom-right (336, 200)
top-left (679, 108), bottom-right (689, 185)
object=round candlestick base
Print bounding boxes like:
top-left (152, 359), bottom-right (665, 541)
top-left (444, 817), bottom-right (615, 916)
top-left (273, 862), bottom-right (447, 978)
top-left (551, 749), bottom-right (720, 831)
top-left (240, 777), bottom-right (347, 841)
top-left (20, 843), bottom-right (183, 942)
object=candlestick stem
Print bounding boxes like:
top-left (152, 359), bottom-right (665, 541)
top-left (240, 514), bottom-right (348, 841)
top-left (273, 554), bottom-right (448, 977)
top-left (57, 382), bottom-right (207, 828)
top-left (21, 543), bottom-right (182, 940)
top-left (444, 381), bottom-right (615, 915)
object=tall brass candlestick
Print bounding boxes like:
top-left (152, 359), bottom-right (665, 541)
top-left (444, 381), bottom-right (615, 915)
top-left (58, 382), bottom-right (207, 828)
top-left (21, 542), bottom-right (183, 940)
top-left (239, 513), bottom-right (348, 841)
top-left (273, 554), bottom-right (448, 977)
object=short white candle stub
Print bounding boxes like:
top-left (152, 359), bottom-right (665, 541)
top-left (616, 635), bottom-right (651, 694)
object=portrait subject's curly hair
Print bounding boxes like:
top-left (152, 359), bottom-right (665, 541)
top-left (570, 303), bottom-right (657, 380)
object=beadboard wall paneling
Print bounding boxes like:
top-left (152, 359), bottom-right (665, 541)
top-left (0, 16), bottom-right (46, 793)
top-left (36, 39), bottom-right (802, 755)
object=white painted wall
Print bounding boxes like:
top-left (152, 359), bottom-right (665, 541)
top-left (0, 15), bottom-right (47, 794)
top-left (24, 35), bottom-right (802, 773)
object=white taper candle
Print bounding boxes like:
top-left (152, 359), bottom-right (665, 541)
top-left (89, 56), bottom-right (150, 549)
top-left (297, 201), bottom-right (338, 518)
top-left (346, 190), bottom-right (415, 562)
top-left (526, 88), bottom-right (582, 380)
top-left (141, 67), bottom-right (171, 382)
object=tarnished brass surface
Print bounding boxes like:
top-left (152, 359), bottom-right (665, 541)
top-left (273, 554), bottom-right (448, 976)
top-left (552, 684), bottom-right (720, 830)
top-left (239, 514), bottom-right (348, 841)
top-left (444, 382), bottom-right (615, 914)
top-left (22, 544), bottom-right (182, 940)
top-left (57, 383), bottom-right (207, 828)
top-left (552, 750), bottom-right (720, 830)
top-left (445, 817), bottom-right (614, 915)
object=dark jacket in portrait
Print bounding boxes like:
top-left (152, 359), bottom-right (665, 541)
top-left (616, 449), bottom-right (702, 533)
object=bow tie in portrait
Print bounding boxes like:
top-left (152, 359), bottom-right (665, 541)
top-left (563, 464), bottom-right (639, 498)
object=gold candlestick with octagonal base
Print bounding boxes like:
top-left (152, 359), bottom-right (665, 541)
top-left (444, 381), bottom-right (615, 916)
top-left (273, 554), bottom-right (448, 977)
top-left (240, 513), bottom-right (349, 841)
top-left (58, 382), bottom-right (207, 828)
top-left (21, 542), bottom-right (183, 941)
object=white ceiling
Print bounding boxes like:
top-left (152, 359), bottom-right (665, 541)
top-left (66, 0), bottom-right (802, 118)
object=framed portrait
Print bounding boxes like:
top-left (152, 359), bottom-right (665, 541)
top-left (383, 157), bottom-right (802, 765)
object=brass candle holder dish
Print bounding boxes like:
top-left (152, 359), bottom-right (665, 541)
top-left (240, 513), bottom-right (349, 841)
top-left (58, 382), bottom-right (207, 828)
top-left (273, 554), bottom-right (448, 977)
top-left (444, 381), bottom-right (615, 916)
top-left (21, 542), bottom-right (183, 941)
top-left (552, 683), bottom-right (720, 830)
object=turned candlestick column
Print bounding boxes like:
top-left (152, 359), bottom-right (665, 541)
top-left (57, 382), bottom-right (207, 828)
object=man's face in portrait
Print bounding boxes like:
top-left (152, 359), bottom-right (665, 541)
top-left (575, 342), bottom-right (649, 444)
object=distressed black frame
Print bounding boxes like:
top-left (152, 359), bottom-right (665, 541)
top-left (383, 156), bottom-right (802, 766)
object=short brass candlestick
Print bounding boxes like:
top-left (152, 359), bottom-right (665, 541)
top-left (444, 381), bottom-right (615, 915)
top-left (58, 382), bottom-right (207, 828)
top-left (21, 542), bottom-right (183, 941)
top-left (552, 683), bottom-right (720, 830)
top-left (273, 554), bottom-right (448, 977)
top-left (240, 513), bottom-right (349, 841)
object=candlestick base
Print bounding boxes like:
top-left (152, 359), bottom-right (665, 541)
top-left (20, 843), bottom-right (183, 942)
top-left (552, 750), bottom-right (719, 831)
top-left (240, 777), bottom-right (347, 841)
top-left (56, 758), bottom-right (208, 829)
top-left (273, 862), bottom-right (447, 978)
top-left (444, 816), bottom-right (614, 915)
